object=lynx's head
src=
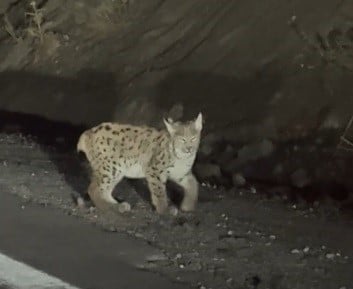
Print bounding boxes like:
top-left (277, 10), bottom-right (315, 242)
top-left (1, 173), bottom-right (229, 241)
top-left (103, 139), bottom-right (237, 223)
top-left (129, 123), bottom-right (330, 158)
top-left (164, 112), bottom-right (203, 159)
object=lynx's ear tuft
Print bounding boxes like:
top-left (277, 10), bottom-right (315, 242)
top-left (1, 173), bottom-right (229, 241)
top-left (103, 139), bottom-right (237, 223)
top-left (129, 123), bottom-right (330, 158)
top-left (164, 117), bottom-right (176, 135)
top-left (194, 112), bottom-right (203, 131)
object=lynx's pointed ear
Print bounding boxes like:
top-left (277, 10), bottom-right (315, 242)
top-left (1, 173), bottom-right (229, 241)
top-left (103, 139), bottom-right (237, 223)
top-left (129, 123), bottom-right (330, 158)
top-left (194, 112), bottom-right (203, 131)
top-left (164, 118), bottom-right (175, 135)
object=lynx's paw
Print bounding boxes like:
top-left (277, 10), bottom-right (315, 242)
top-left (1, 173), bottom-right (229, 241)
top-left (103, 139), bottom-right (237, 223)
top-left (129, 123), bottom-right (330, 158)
top-left (180, 202), bottom-right (196, 212)
top-left (118, 202), bottom-right (131, 213)
top-left (168, 205), bottom-right (179, 216)
top-left (155, 199), bottom-right (169, 215)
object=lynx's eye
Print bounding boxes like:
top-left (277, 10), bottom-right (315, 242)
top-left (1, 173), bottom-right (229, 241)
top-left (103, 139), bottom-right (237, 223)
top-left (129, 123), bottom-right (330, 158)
top-left (181, 138), bottom-right (187, 143)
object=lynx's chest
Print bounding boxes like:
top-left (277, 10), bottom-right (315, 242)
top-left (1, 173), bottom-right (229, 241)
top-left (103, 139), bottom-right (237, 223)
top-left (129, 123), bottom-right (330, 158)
top-left (168, 155), bottom-right (196, 180)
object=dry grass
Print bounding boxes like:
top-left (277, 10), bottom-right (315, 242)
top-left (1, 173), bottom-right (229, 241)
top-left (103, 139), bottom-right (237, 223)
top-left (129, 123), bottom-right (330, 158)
top-left (3, 14), bottom-right (22, 43)
top-left (289, 16), bottom-right (353, 72)
top-left (337, 116), bottom-right (353, 152)
top-left (25, 1), bottom-right (46, 43)
top-left (86, 0), bottom-right (129, 36)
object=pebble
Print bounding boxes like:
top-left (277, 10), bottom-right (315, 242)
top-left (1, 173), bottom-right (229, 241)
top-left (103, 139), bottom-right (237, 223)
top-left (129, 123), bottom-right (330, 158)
top-left (326, 253), bottom-right (335, 260)
top-left (145, 252), bottom-right (168, 262)
top-left (303, 246), bottom-right (310, 253)
top-left (250, 187), bottom-right (257, 194)
top-left (291, 249), bottom-right (300, 254)
top-left (269, 235), bottom-right (276, 240)
top-left (188, 262), bottom-right (202, 271)
top-left (176, 253), bottom-right (182, 259)
top-left (226, 278), bottom-right (233, 285)
top-left (134, 233), bottom-right (144, 238)
top-left (232, 173), bottom-right (246, 186)
top-left (179, 264), bottom-right (185, 269)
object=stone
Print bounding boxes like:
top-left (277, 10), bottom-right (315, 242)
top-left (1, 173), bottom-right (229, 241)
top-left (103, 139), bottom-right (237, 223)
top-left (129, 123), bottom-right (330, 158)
top-left (167, 103), bottom-right (183, 121)
top-left (145, 252), bottom-right (168, 262)
top-left (232, 173), bottom-right (246, 187)
top-left (194, 163), bottom-right (222, 180)
top-left (188, 261), bottom-right (202, 271)
top-left (237, 139), bottom-right (275, 164)
top-left (291, 169), bottom-right (311, 188)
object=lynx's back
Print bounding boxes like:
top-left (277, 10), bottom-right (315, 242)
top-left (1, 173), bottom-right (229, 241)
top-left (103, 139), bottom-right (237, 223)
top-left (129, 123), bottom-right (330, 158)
top-left (77, 122), bottom-right (170, 178)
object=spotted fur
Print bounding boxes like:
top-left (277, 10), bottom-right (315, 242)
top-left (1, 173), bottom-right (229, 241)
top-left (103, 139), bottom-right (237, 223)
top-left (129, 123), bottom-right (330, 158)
top-left (77, 113), bottom-right (203, 214)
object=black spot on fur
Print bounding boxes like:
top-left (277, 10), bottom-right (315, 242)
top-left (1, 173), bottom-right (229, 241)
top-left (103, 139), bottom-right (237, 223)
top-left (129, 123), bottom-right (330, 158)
top-left (105, 125), bottom-right (111, 131)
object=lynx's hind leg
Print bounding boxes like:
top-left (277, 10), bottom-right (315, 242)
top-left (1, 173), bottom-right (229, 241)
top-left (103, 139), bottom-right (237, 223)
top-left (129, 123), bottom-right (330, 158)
top-left (88, 173), bottom-right (131, 213)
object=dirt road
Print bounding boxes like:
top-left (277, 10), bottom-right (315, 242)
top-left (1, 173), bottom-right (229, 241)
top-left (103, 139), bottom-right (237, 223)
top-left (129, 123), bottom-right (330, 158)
top-left (0, 133), bottom-right (352, 289)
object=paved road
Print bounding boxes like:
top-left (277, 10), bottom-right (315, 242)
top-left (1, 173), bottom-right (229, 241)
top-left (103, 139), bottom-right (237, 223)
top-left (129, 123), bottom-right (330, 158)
top-left (0, 192), bottom-right (184, 289)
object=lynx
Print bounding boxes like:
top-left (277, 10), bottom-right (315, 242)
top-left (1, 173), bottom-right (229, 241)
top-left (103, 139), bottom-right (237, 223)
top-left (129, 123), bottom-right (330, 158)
top-left (77, 113), bottom-right (203, 214)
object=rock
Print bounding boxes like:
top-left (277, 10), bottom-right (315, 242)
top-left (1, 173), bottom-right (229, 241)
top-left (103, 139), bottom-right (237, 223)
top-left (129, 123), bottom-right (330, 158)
top-left (145, 252), bottom-right (168, 262)
top-left (291, 249), bottom-right (300, 254)
top-left (303, 246), bottom-right (310, 253)
top-left (291, 169), bottom-right (311, 188)
top-left (232, 173), bottom-right (246, 187)
top-left (194, 163), bottom-right (222, 180)
top-left (226, 278), bottom-right (234, 286)
top-left (225, 139), bottom-right (275, 172)
top-left (167, 103), bottom-right (183, 121)
top-left (199, 142), bottom-right (213, 157)
top-left (187, 261), bottom-right (202, 271)
top-left (325, 253), bottom-right (335, 260)
top-left (272, 164), bottom-right (283, 175)
top-left (198, 133), bottom-right (218, 157)
top-left (237, 139), bottom-right (275, 163)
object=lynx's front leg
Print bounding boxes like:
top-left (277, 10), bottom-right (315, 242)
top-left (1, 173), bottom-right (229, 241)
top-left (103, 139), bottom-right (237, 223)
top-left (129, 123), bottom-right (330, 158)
top-left (175, 173), bottom-right (199, 212)
top-left (145, 170), bottom-right (169, 214)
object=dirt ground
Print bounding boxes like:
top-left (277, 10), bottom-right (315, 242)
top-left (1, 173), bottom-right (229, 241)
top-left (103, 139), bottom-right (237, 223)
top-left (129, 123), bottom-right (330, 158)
top-left (1, 0), bottom-right (353, 288)
top-left (0, 131), bottom-right (352, 289)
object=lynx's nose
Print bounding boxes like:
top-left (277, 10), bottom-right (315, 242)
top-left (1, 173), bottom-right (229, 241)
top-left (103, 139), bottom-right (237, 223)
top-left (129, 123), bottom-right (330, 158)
top-left (185, 146), bottom-right (193, 153)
